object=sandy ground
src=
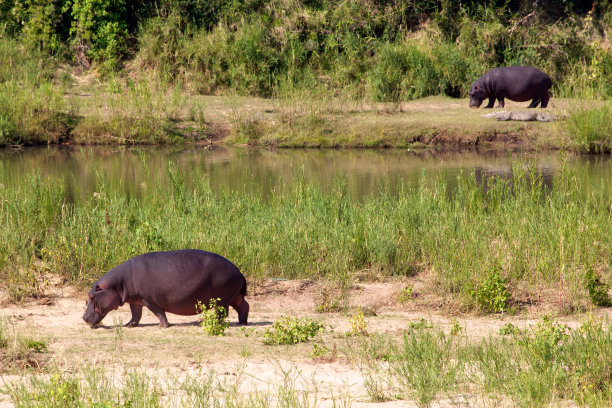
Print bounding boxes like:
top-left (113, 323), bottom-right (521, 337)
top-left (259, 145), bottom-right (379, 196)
top-left (1, 279), bottom-right (609, 407)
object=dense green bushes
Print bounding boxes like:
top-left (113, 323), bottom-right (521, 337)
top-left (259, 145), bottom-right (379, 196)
top-left (1, 0), bottom-right (610, 99)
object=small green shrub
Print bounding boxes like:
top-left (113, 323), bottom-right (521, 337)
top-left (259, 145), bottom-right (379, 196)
top-left (196, 298), bottom-right (229, 336)
top-left (450, 319), bottom-right (462, 336)
top-left (349, 308), bottom-right (369, 336)
top-left (499, 323), bottom-right (522, 336)
top-left (407, 319), bottom-right (433, 332)
top-left (21, 338), bottom-right (47, 353)
top-left (263, 316), bottom-right (324, 345)
top-left (397, 285), bottom-right (413, 304)
top-left (520, 315), bottom-right (569, 362)
top-left (472, 272), bottom-right (512, 314)
top-left (585, 268), bottom-right (611, 307)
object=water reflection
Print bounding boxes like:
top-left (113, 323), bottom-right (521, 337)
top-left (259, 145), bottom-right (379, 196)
top-left (0, 146), bottom-right (610, 201)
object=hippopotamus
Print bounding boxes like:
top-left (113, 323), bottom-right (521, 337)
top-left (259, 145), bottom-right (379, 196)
top-left (82, 250), bottom-right (249, 328)
top-left (468, 66), bottom-right (552, 109)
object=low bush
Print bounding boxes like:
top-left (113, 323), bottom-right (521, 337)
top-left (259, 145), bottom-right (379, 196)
top-left (263, 316), bottom-right (324, 345)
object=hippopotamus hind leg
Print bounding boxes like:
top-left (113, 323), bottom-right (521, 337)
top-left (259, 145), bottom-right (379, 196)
top-left (125, 303), bottom-right (143, 327)
top-left (143, 301), bottom-right (170, 327)
top-left (230, 294), bottom-right (249, 325)
top-left (540, 92), bottom-right (550, 108)
top-left (527, 97), bottom-right (541, 108)
top-left (496, 97), bottom-right (505, 108)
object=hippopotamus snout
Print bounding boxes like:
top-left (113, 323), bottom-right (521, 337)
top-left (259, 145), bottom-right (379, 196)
top-left (468, 87), bottom-right (486, 108)
top-left (83, 299), bottom-right (108, 326)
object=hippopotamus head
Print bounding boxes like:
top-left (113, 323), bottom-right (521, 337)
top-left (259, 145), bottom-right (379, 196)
top-left (82, 282), bottom-right (123, 326)
top-left (468, 82), bottom-right (488, 108)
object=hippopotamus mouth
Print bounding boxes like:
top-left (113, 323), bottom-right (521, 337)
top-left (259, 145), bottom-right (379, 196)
top-left (83, 300), bottom-right (107, 327)
top-left (469, 98), bottom-right (483, 108)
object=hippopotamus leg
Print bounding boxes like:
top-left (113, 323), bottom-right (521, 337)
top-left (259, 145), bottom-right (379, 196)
top-left (230, 294), bottom-right (249, 325)
top-left (496, 97), bottom-right (505, 108)
top-left (540, 92), bottom-right (550, 108)
top-left (527, 97), bottom-right (541, 108)
top-left (143, 301), bottom-right (170, 327)
top-left (125, 304), bottom-right (143, 327)
top-left (484, 96), bottom-right (495, 108)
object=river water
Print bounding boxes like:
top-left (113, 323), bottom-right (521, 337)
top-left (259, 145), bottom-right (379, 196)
top-left (0, 146), bottom-right (610, 200)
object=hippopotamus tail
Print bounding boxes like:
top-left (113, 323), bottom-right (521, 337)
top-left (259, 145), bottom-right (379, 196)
top-left (240, 274), bottom-right (247, 296)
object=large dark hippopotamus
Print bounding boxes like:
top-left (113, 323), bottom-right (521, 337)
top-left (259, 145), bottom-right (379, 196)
top-left (468, 66), bottom-right (552, 108)
top-left (83, 250), bottom-right (249, 328)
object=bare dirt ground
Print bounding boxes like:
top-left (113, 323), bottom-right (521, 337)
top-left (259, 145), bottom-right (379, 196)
top-left (1, 279), bottom-right (609, 407)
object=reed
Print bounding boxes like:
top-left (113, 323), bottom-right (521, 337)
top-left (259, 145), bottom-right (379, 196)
top-left (0, 161), bottom-right (609, 311)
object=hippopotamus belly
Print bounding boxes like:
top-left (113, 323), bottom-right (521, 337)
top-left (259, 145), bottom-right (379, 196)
top-left (83, 250), bottom-right (249, 327)
top-left (469, 66), bottom-right (552, 108)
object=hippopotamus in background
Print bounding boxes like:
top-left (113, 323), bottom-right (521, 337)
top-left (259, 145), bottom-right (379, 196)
top-left (468, 66), bottom-right (552, 108)
top-left (83, 250), bottom-right (249, 328)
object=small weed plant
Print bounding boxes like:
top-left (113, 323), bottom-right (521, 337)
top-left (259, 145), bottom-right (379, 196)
top-left (407, 319), bottom-right (433, 332)
top-left (397, 285), bottom-right (414, 304)
top-left (196, 298), bottom-right (229, 336)
top-left (499, 322), bottom-right (522, 336)
top-left (349, 308), bottom-right (369, 336)
top-left (450, 319), bottom-right (462, 336)
top-left (585, 268), bottom-right (611, 307)
top-left (263, 316), bottom-right (324, 345)
top-left (472, 272), bottom-right (512, 313)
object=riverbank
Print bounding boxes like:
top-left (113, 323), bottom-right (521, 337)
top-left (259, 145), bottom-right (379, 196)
top-left (0, 72), bottom-right (599, 151)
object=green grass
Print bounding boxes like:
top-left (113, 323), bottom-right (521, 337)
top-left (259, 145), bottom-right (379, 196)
top-left (346, 315), bottom-right (612, 407)
top-left (564, 103), bottom-right (612, 153)
top-left (0, 38), bottom-right (71, 146)
top-left (3, 364), bottom-right (342, 407)
top-left (0, 160), bottom-right (610, 311)
top-left (0, 318), bottom-right (49, 373)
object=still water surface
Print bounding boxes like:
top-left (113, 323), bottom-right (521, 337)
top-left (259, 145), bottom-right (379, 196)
top-left (0, 147), bottom-right (610, 200)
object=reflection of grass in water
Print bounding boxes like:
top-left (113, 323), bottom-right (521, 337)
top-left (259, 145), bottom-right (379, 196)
top-left (1, 161), bottom-right (610, 312)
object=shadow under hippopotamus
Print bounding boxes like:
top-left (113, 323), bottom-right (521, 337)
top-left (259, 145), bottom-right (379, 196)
top-left (87, 320), bottom-right (273, 330)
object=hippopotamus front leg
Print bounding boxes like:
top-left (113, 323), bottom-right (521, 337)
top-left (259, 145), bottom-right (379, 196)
top-left (484, 96), bottom-right (495, 108)
top-left (496, 97), bottom-right (505, 108)
top-left (125, 303), bottom-right (143, 327)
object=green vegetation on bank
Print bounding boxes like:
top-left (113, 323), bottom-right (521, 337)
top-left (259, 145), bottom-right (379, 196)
top-left (1, 161), bottom-right (610, 311)
top-left (352, 315), bottom-right (612, 407)
top-left (0, 1), bottom-right (611, 150)
top-left (3, 315), bottom-right (612, 407)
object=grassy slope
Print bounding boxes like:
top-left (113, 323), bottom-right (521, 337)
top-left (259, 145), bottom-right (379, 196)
top-left (67, 82), bottom-right (566, 149)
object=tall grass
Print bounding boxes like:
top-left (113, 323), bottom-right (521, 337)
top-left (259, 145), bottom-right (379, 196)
top-left (0, 161), bottom-right (610, 310)
top-left (0, 38), bottom-right (70, 146)
top-left (564, 103), bottom-right (612, 153)
top-left (346, 315), bottom-right (612, 407)
top-left (71, 77), bottom-right (191, 145)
